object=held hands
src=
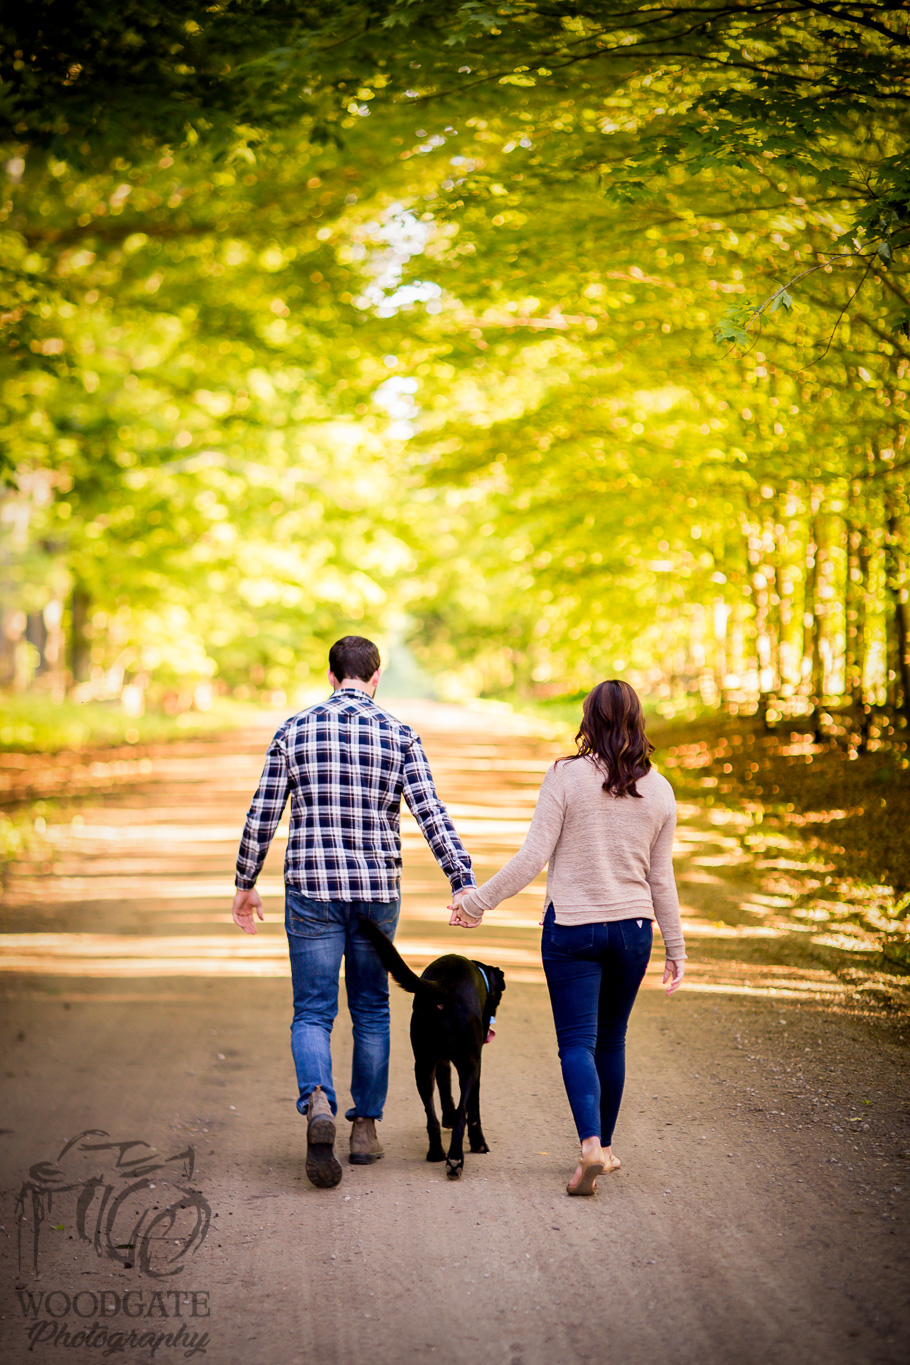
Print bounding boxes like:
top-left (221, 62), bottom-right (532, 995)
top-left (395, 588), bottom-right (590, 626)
top-left (663, 957), bottom-right (685, 997)
top-left (448, 888), bottom-right (483, 930)
top-left (232, 887), bottom-right (264, 935)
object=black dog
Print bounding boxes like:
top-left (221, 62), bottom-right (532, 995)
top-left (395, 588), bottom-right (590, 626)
top-left (358, 918), bottom-right (505, 1179)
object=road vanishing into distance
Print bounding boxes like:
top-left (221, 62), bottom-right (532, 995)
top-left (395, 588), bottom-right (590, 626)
top-left (1, 700), bottom-right (908, 1364)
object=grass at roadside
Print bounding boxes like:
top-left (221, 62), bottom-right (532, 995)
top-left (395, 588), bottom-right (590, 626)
top-left (651, 710), bottom-right (910, 972)
top-left (650, 713), bottom-right (910, 896)
top-left (0, 693), bottom-right (265, 754)
top-left (0, 694), bottom-right (270, 881)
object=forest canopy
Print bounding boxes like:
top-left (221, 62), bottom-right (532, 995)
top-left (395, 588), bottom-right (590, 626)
top-left (1, 2), bottom-right (908, 719)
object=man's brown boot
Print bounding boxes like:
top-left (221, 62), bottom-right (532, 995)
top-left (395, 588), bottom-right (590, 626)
top-left (349, 1117), bottom-right (384, 1165)
top-left (305, 1086), bottom-right (342, 1189)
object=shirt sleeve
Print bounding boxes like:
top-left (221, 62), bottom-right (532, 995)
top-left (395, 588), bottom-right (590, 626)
top-left (646, 794), bottom-right (686, 959)
top-left (460, 765), bottom-right (565, 918)
top-left (235, 730), bottom-right (290, 889)
top-left (402, 736), bottom-right (476, 894)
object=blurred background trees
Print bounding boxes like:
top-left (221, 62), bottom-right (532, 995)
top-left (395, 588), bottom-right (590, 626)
top-left (2, 2), bottom-right (908, 729)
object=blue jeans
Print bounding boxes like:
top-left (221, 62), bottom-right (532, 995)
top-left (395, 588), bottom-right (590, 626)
top-left (541, 904), bottom-right (652, 1144)
top-left (285, 890), bottom-right (401, 1121)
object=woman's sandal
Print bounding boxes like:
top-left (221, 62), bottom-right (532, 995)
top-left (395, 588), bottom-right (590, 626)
top-left (566, 1151), bottom-right (621, 1196)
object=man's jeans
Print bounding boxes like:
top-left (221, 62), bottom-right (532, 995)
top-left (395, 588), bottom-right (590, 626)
top-left (285, 890), bottom-right (401, 1121)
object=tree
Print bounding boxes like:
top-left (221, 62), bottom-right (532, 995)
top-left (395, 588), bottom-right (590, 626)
top-left (1, 3), bottom-right (907, 718)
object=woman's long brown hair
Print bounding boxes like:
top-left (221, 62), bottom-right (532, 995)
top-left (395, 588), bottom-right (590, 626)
top-left (563, 679), bottom-right (654, 798)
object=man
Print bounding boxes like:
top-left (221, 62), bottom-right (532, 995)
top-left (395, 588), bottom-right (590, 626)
top-left (231, 635), bottom-right (475, 1189)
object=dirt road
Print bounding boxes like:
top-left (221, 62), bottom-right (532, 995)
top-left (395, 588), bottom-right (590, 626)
top-left (1, 700), bottom-right (908, 1365)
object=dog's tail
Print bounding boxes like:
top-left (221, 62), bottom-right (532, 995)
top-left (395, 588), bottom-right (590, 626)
top-left (358, 916), bottom-right (441, 998)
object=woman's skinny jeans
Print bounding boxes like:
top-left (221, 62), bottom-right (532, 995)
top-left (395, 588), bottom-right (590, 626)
top-left (541, 904), bottom-right (652, 1144)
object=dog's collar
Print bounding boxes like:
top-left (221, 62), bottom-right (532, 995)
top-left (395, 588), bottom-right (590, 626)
top-left (477, 965), bottom-right (496, 1028)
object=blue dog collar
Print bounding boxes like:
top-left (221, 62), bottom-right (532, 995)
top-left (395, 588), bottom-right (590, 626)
top-left (477, 965), bottom-right (496, 1027)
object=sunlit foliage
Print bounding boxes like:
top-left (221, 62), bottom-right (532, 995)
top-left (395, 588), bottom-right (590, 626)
top-left (1, 3), bottom-right (908, 722)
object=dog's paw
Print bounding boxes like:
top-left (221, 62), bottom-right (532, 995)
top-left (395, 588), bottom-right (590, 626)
top-left (469, 1139), bottom-right (489, 1154)
top-left (441, 1111), bottom-right (457, 1129)
top-left (445, 1158), bottom-right (464, 1180)
top-left (426, 1148), bottom-right (446, 1163)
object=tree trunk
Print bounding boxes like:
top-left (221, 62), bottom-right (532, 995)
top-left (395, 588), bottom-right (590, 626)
top-left (845, 496), bottom-right (873, 751)
top-left (884, 490), bottom-right (910, 727)
top-left (845, 477), bottom-right (873, 748)
top-left (772, 493), bottom-right (793, 691)
top-left (802, 494), bottom-right (826, 743)
top-left (68, 583), bottom-right (92, 688)
top-left (713, 597), bottom-right (730, 703)
top-left (844, 476), bottom-right (869, 713)
top-left (770, 502), bottom-right (786, 691)
top-left (0, 608), bottom-right (27, 688)
top-left (854, 497), bottom-right (873, 750)
top-left (42, 598), bottom-right (66, 697)
top-left (26, 612), bottom-right (48, 675)
top-left (745, 497), bottom-right (773, 729)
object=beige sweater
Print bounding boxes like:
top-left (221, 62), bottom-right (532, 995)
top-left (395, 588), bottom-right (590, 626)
top-left (460, 757), bottom-right (686, 960)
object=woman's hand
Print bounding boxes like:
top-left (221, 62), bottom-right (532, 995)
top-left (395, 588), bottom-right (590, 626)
top-left (448, 890), bottom-right (483, 929)
top-left (449, 909), bottom-right (482, 928)
top-left (663, 957), bottom-right (685, 996)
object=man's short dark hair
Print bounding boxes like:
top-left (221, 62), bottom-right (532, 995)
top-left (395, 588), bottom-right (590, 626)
top-left (329, 635), bottom-right (381, 682)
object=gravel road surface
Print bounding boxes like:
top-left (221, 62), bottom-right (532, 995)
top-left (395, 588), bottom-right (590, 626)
top-left (1, 701), bottom-right (908, 1365)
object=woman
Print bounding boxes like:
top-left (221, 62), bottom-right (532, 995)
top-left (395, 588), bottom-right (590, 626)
top-left (450, 679), bottom-right (685, 1195)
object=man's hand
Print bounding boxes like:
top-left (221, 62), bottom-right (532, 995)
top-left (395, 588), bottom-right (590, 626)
top-left (232, 887), bottom-right (264, 935)
top-left (448, 888), bottom-right (482, 929)
top-left (663, 958), bottom-right (685, 997)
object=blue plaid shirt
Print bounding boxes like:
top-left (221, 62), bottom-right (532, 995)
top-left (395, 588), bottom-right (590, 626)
top-left (235, 688), bottom-right (476, 901)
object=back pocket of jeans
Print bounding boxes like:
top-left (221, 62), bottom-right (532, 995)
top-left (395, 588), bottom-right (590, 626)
top-left (619, 918), bottom-right (653, 954)
top-left (286, 896), bottom-right (330, 938)
top-left (359, 903), bottom-right (399, 940)
top-left (549, 920), bottom-right (595, 952)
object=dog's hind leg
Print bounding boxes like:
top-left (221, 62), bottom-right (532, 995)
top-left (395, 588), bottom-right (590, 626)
top-left (415, 1061), bottom-right (446, 1162)
top-left (445, 1060), bottom-right (478, 1180)
top-left (467, 1066), bottom-right (489, 1154)
top-left (437, 1059), bottom-right (457, 1129)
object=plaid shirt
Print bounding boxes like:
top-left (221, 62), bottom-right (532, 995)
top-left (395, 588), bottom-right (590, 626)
top-left (235, 687), bottom-right (476, 901)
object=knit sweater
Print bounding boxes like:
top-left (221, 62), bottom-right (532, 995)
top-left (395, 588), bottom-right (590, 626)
top-left (459, 757), bottom-right (686, 960)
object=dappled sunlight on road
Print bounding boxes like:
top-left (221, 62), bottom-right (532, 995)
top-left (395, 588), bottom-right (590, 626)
top-left (0, 699), bottom-right (857, 1010)
top-left (0, 929), bottom-right (851, 1005)
top-left (3, 873), bottom-right (283, 904)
